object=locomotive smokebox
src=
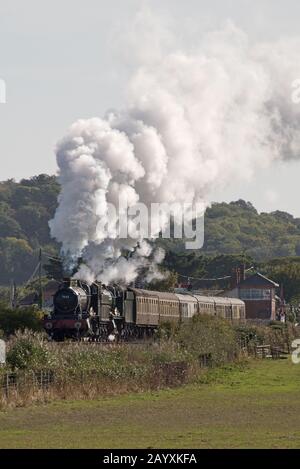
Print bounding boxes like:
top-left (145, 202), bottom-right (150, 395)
top-left (54, 281), bottom-right (90, 315)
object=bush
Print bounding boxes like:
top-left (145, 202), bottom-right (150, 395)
top-left (176, 315), bottom-right (238, 365)
top-left (7, 330), bottom-right (53, 370)
top-left (234, 324), bottom-right (267, 348)
top-left (0, 304), bottom-right (43, 336)
top-left (234, 322), bottom-right (300, 350)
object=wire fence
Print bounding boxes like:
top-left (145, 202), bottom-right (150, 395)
top-left (1, 370), bottom-right (54, 398)
top-left (0, 362), bottom-right (189, 399)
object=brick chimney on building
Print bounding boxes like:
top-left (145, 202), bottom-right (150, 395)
top-left (230, 268), bottom-right (239, 290)
top-left (230, 265), bottom-right (245, 290)
top-left (230, 264), bottom-right (246, 290)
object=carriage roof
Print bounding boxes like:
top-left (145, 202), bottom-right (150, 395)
top-left (129, 288), bottom-right (179, 301)
top-left (129, 289), bottom-right (244, 306)
top-left (191, 295), bottom-right (216, 304)
top-left (174, 293), bottom-right (198, 303)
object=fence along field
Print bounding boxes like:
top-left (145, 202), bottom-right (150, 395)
top-left (0, 316), bottom-right (297, 408)
top-left (1, 362), bottom-right (188, 405)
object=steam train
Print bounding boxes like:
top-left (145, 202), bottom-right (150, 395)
top-left (43, 278), bottom-right (246, 341)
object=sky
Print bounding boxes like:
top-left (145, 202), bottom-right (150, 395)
top-left (1, 0), bottom-right (300, 216)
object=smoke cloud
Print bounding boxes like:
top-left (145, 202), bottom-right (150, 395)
top-left (49, 15), bottom-right (300, 285)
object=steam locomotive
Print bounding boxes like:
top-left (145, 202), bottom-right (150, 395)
top-left (43, 278), bottom-right (246, 341)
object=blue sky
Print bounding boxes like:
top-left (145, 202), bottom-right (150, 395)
top-left (1, 0), bottom-right (300, 215)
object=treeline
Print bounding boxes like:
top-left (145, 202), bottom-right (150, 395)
top-left (0, 175), bottom-right (60, 284)
top-left (204, 200), bottom-right (300, 259)
top-left (1, 175), bottom-right (300, 289)
top-left (159, 199), bottom-right (300, 259)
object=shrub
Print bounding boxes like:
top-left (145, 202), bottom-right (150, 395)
top-left (0, 304), bottom-right (43, 336)
top-left (234, 324), bottom-right (267, 348)
top-left (176, 315), bottom-right (238, 365)
top-left (6, 330), bottom-right (53, 370)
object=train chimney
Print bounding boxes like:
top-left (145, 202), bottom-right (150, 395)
top-left (230, 268), bottom-right (238, 290)
top-left (63, 277), bottom-right (78, 288)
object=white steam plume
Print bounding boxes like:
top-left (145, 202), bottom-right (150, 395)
top-left (50, 18), bottom-right (300, 285)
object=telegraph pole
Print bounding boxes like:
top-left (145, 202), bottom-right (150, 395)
top-left (39, 248), bottom-right (43, 309)
top-left (10, 280), bottom-right (15, 308)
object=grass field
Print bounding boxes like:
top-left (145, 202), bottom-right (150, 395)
top-left (1, 359), bottom-right (300, 448)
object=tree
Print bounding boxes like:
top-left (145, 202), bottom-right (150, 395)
top-left (44, 257), bottom-right (64, 281)
top-left (265, 262), bottom-right (300, 303)
top-left (0, 213), bottom-right (23, 238)
top-left (0, 304), bottom-right (43, 336)
top-left (0, 237), bottom-right (35, 284)
top-left (148, 271), bottom-right (179, 292)
top-left (15, 205), bottom-right (51, 244)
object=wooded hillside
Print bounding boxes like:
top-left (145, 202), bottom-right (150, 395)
top-left (1, 174), bottom-right (300, 286)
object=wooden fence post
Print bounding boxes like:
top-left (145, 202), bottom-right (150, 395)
top-left (5, 373), bottom-right (9, 399)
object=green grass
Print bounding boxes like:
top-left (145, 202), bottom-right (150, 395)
top-left (1, 359), bottom-right (300, 448)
